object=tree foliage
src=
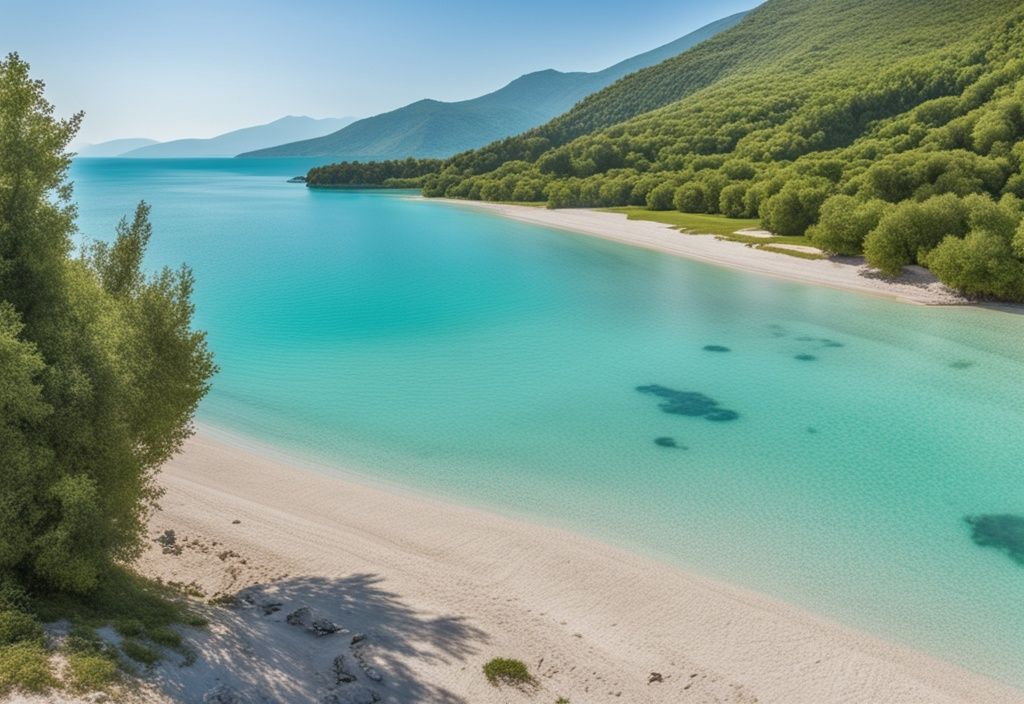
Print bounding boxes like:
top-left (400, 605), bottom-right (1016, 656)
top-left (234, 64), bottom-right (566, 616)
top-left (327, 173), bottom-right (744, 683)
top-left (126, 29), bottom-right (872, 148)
top-left (0, 54), bottom-right (216, 594)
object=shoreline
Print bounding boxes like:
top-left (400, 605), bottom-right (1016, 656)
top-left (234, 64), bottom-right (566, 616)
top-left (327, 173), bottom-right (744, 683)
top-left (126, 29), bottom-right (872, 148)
top-left (136, 431), bottom-right (1023, 703)
top-left (432, 199), bottom-right (974, 307)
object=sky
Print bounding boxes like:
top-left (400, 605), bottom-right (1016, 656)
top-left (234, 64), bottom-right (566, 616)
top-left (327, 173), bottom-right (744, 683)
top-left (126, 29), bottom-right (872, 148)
top-left (1, 0), bottom-right (761, 146)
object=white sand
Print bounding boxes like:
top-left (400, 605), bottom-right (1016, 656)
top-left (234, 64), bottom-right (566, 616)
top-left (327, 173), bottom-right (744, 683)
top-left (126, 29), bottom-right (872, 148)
top-left (125, 432), bottom-right (1021, 703)
top-left (435, 201), bottom-right (969, 306)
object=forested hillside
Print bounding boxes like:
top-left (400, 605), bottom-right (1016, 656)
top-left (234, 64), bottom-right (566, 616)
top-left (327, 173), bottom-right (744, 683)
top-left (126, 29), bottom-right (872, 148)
top-left (397, 0), bottom-right (1024, 300)
top-left (241, 12), bottom-right (745, 159)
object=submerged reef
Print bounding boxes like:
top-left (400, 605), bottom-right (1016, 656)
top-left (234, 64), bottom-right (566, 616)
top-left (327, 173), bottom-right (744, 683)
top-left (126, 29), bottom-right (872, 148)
top-left (794, 354), bottom-right (817, 361)
top-left (654, 436), bottom-right (688, 449)
top-left (964, 514), bottom-right (1024, 565)
top-left (637, 385), bottom-right (739, 422)
top-left (703, 345), bottom-right (731, 352)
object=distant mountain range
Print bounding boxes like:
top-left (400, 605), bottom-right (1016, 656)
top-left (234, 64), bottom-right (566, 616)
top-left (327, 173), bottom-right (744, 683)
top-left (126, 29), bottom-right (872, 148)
top-left (78, 116), bottom-right (357, 158)
top-left (239, 12), bottom-right (747, 160)
top-left (76, 138), bottom-right (160, 157)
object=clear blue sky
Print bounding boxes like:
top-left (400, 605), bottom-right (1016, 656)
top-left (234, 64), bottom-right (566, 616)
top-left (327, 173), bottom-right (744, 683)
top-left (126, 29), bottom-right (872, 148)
top-left (1, 0), bottom-right (761, 145)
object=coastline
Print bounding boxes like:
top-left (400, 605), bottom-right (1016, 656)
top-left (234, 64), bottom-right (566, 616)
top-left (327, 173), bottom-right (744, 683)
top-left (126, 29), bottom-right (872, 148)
top-left (432, 200), bottom-right (971, 307)
top-left (135, 431), bottom-right (1023, 703)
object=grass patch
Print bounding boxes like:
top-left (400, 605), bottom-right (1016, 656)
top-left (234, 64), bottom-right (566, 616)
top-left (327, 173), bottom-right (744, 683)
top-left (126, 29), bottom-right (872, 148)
top-left (603, 207), bottom-right (823, 259)
top-left (0, 642), bottom-right (55, 694)
top-left (0, 610), bottom-right (44, 646)
top-left (67, 651), bottom-right (119, 692)
top-left (483, 657), bottom-right (535, 688)
top-left (604, 207), bottom-right (761, 236)
top-left (32, 566), bottom-right (201, 650)
top-left (758, 244), bottom-right (825, 260)
top-left (121, 639), bottom-right (160, 667)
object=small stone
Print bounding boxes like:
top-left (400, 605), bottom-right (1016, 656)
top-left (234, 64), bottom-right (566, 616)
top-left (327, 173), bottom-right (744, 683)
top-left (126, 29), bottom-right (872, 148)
top-left (351, 633), bottom-right (366, 645)
top-left (312, 618), bottom-right (341, 636)
top-left (648, 672), bottom-right (663, 684)
top-left (286, 607), bottom-right (311, 627)
top-left (232, 519), bottom-right (241, 524)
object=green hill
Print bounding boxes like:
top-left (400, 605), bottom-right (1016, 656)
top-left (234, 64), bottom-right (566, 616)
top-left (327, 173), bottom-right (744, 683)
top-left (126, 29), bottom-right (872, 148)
top-left (240, 12), bottom-right (746, 159)
top-left (407, 0), bottom-right (1024, 300)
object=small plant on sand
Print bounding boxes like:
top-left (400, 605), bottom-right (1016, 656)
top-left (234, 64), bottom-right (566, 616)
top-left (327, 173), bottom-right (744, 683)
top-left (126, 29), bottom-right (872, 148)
top-left (0, 641), bottom-right (55, 693)
top-left (121, 639), bottom-right (161, 667)
top-left (67, 651), bottom-right (119, 692)
top-left (483, 657), bottom-right (535, 688)
top-left (0, 610), bottom-right (44, 646)
top-left (556, 698), bottom-right (571, 704)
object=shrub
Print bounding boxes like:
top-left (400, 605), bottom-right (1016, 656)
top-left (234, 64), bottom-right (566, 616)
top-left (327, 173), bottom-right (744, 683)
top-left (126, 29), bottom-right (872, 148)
top-left (760, 178), bottom-right (833, 235)
top-left (863, 193), bottom-right (969, 274)
top-left (925, 230), bottom-right (1024, 300)
top-left (808, 196), bottom-right (890, 254)
top-left (0, 642), bottom-right (54, 693)
top-left (67, 652), bottom-right (119, 692)
top-left (0, 611), bottom-right (43, 647)
top-left (483, 657), bottom-right (534, 687)
top-left (121, 639), bottom-right (160, 667)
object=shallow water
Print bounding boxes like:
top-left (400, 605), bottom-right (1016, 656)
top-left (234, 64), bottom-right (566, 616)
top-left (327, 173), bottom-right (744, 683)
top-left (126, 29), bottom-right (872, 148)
top-left (72, 158), bottom-right (1024, 686)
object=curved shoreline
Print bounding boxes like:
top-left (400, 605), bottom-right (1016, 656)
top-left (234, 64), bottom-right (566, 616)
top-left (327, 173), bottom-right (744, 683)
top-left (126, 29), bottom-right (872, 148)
top-left (139, 431), bottom-right (1023, 703)
top-left (430, 199), bottom-right (976, 307)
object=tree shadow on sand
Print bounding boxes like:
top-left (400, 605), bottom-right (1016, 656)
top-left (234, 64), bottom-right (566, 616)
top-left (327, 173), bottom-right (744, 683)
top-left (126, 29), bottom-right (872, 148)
top-left (155, 573), bottom-right (488, 703)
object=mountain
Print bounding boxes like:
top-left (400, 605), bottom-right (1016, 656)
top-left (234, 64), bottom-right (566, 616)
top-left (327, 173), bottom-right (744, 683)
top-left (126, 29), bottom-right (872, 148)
top-left (76, 138), bottom-right (159, 157)
top-left (330, 0), bottom-right (1024, 300)
top-left (121, 116), bottom-right (356, 158)
top-left (240, 12), bottom-right (747, 159)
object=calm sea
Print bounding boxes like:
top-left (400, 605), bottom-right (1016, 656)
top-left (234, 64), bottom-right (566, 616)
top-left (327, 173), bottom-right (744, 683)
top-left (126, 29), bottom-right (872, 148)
top-left (71, 158), bottom-right (1024, 686)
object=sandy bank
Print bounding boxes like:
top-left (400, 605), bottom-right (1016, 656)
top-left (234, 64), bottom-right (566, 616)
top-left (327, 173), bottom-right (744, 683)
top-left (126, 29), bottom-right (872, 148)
top-left (125, 431), bottom-right (1022, 703)
top-left (435, 201), bottom-right (969, 306)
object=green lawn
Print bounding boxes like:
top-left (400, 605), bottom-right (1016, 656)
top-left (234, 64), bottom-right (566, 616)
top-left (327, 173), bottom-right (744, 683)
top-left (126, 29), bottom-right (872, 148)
top-left (602, 207), bottom-right (822, 258)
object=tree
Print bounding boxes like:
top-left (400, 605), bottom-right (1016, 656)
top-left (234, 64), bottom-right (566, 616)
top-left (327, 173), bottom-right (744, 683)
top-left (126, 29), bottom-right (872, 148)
top-left (807, 196), bottom-right (890, 254)
top-left (0, 54), bottom-right (216, 594)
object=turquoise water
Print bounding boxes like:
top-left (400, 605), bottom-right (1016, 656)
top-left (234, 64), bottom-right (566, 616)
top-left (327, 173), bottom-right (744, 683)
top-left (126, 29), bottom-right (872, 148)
top-left (72, 158), bottom-right (1024, 686)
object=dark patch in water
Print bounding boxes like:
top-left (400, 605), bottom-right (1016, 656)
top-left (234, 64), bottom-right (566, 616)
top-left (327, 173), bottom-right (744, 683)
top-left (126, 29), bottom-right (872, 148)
top-left (806, 426), bottom-right (818, 434)
top-left (654, 437), bottom-right (688, 449)
top-left (703, 345), bottom-right (731, 353)
top-left (794, 354), bottom-right (817, 361)
top-left (796, 335), bottom-right (843, 348)
top-left (637, 385), bottom-right (740, 422)
top-left (767, 324), bottom-right (787, 338)
top-left (965, 514), bottom-right (1024, 565)
top-left (950, 360), bottom-right (975, 370)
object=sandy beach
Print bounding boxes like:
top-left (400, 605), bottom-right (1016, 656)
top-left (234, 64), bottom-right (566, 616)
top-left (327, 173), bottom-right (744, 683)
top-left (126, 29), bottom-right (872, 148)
top-left (436, 201), bottom-right (969, 306)
top-left (119, 431), bottom-right (1023, 704)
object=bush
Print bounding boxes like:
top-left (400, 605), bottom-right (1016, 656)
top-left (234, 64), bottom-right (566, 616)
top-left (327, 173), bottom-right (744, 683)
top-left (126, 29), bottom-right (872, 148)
top-left (0, 611), bottom-right (43, 647)
top-left (863, 193), bottom-right (969, 274)
top-left (483, 657), bottom-right (534, 687)
top-left (673, 182), bottom-right (709, 213)
top-left (121, 639), bottom-right (160, 667)
top-left (646, 181), bottom-right (677, 210)
top-left (0, 642), bottom-right (54, 694)
top-left (808, 196), bottom-right (890, 254)
top-left (925, 230), bottom-right (1024, 300)
top-left (762, 178), bottom-right (834, 235)
top-left (67, 652), bottom-right (119, 692)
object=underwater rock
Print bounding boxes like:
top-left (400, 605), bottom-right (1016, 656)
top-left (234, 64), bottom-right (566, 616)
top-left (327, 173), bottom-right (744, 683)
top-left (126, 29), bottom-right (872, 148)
top-left (950, 360), bottom-right (975, 369)
top-left (653, 437), bottom-right (688, 449)
top-left (702, 345), bottom-right (731, 352)
top-left (964, 514), bottom-right (1024, 565)
top-left (637, 385), bottom-right (739, 422)
top-left (794, 354), bottom-right (817, 361)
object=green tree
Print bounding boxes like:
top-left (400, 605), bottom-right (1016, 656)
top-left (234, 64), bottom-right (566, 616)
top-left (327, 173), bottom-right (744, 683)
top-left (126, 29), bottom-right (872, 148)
top-left (807, 196), bottom-right (890, 254)
top-left (0, 54), bottom-right (215, 594)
